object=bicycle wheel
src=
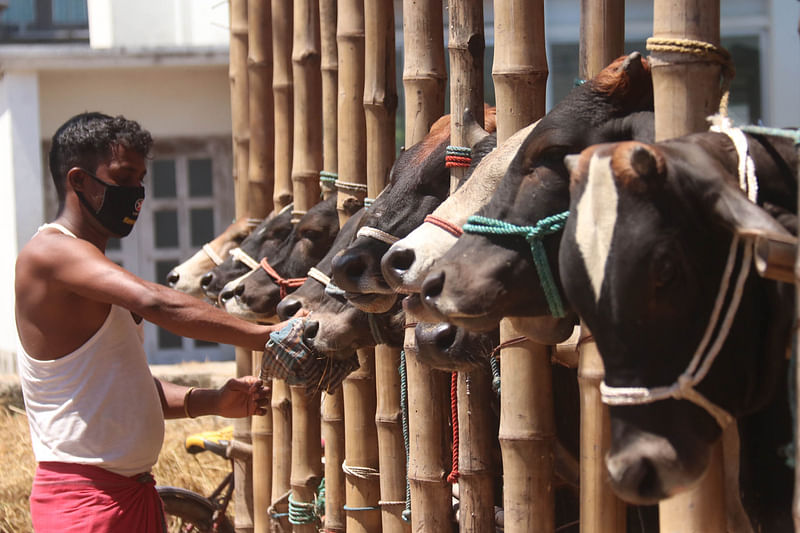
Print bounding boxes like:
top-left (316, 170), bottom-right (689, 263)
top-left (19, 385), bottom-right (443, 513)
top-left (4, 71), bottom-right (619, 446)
top-left (157, 486), bottom-right (235, 533)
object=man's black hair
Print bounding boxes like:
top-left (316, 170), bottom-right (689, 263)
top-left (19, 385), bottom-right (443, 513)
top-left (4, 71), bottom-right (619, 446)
top-left (48, 112), bottom-right (153, 214)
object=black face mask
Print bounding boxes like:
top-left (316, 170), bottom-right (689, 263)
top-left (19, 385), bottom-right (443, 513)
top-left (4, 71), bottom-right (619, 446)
top-left (76, 169), bottom-right (145, 237)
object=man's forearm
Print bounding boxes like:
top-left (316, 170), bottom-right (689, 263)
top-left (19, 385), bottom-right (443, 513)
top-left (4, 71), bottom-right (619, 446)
top-left (155, 378), bottom-right (222, 419)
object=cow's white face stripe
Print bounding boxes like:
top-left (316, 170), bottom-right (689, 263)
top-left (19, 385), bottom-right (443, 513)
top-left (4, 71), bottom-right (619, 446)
top-left (575, 154), bottom-right (618, 303)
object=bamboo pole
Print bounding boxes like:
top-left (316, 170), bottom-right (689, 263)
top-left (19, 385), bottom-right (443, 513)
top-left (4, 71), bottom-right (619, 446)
top-left (576, 4), bottom-right (627, 533)
top-left (335, 0), bottom-right (367, 226)
top-left (319, 0), bottom-right (338, 201)
top-left (251, 351), bottom-right (273, 533)
top-left (231, 0), bottom-right (251, 218)
top-left (364, 3), bottom-right (406, 532)
top-left (402, 2), bottom-right (450, 531)
top-left (272, 0), bottom-right (294, 211)
top-left (271, 379), bottom-right (293, 533)
top-left (290, 388), bottom-right (323, 533)
top-left (322, 389), bottom-right (346, 532)
top-left (492, 1), bottom-right (551, 532)
top-left (402, 0), bottom-right (447, 147)
top-left (447, 2), bottom-right (494, 532)
top-left (290, 0), bottom-right (323, 223)
top-left (248, 0), bottom-right (275, 218)
top-left (231, 3), bottom-right (254, 531)
top-left (650, 1), bottom-right (727, 531)
top-left (343, 348), bottom-right (382, 532)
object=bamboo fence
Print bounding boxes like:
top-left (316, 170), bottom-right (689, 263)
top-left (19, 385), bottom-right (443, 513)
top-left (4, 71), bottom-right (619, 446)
top-left (272, 0), bottom-right (294, 211)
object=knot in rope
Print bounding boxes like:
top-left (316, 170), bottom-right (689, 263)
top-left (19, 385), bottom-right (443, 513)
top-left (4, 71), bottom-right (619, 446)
top-left (463, 212), bottom-right (570, 318)
top-left (446, 145), bottom-right (472, 168)
top-left (675, 373), bottom-right (694, 400)
top-left (260, 257), bottom-right (307, 299)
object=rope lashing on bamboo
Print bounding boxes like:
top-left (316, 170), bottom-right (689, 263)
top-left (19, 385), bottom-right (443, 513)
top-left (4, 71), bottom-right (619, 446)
top-left (320, 170), bottom-right (338, 192)
top-left (202, 243), bottom-right (226, 266)
top-left (486, 336), bottom-right (526, 395)
top-left (424, 214), bottom-right (464, 237)
top-left (446, 145), bottom-right (472, 168)
top-left (398, 346), bottom-right (412, 523)
top-left (646, 37), bottom-right (735, 117)
top-left (463, 211), bottom-right (570, 318)
top-left (446, 372), bottom-right (460, 483)
top-left (357, 226), bottom-right (401, 245)
top-left (288, 488), bottom-right (325, 525)
top-left (335, 179), bottom-right (368, 194)
top-left (268, 490), bottom-right (291, 532)
top-left (260, 257), bottom-right (307, 298)
top-left (229, 247), bottom-right (262, 271)
top-left (600, 236), bottom-right (753, 430)
top-left (341, 461), bottom-right (381, 511)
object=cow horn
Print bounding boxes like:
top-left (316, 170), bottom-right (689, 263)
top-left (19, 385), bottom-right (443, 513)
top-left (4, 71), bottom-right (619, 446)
top-left (629, 144), bottom-right (661, 178)
top-left (463, 107), bottom-right (491, 148)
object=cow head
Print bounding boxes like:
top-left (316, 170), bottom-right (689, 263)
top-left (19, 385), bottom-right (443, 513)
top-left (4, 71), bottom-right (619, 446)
top-left (559, 133), bottom-right (796, 504)
top-left (420, 53), bottom-right (654, 341)
top-left (221, 196), bottom-right (339, 321)
top-left (201, 206), bottom-right (294, 303)
top-left (167, 216), bottom-right (257, 299)
top-left (330, 107), bottom-right (497, 314)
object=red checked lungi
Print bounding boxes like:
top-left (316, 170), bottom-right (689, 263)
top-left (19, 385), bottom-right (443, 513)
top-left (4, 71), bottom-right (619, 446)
top-left (30, 462), bottom-right (165, 533)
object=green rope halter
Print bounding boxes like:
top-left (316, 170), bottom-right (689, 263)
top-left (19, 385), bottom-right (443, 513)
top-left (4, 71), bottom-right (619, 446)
top-left (462, 211), bottom-right (570, 318)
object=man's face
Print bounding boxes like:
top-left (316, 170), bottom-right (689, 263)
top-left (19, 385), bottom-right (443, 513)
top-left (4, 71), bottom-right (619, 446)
top-left (95, 144), bottom-right (148, 188)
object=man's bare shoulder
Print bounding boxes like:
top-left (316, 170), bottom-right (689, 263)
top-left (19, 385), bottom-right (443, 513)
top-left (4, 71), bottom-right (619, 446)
top-left (17, 229), bottom-right (106, 279)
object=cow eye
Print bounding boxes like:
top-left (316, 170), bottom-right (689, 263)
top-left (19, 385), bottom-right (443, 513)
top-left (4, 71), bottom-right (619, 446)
top-left (301, 230), bottom-right (320, 241)
top-left (652, 253), bottom-right (677, 287)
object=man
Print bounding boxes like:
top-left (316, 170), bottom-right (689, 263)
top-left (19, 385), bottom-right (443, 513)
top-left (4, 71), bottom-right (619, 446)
top-left (15, 112), bottom-right (290, 532)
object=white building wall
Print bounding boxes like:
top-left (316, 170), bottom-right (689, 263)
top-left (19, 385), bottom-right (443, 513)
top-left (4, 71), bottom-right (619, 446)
top-left (766, 0), bottom-right (800, 127)
top-left (0, 72), bottom-right (43, 373)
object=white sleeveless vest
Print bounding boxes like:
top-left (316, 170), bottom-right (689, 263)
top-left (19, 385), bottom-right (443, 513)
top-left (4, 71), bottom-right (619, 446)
top-left (17, 223), bottom-right (165, 476)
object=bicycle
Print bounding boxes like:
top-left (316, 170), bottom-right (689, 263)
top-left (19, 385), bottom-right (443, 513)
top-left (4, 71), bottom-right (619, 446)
top-left (157, 425), bottom-right (239, 533)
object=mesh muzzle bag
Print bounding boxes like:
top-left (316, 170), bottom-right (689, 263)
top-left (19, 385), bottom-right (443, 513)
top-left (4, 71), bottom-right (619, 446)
top-left (259, 318), bottom-right (360, 395)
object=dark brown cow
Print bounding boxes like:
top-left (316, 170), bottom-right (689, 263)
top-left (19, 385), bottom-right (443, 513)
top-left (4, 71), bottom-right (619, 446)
top-left (559, 127), bottom-right (797, 529)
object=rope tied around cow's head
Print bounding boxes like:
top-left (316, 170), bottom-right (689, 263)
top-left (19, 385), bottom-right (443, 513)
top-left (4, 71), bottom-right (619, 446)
top-left (229, 247), bottom-right (262, 271)
top-left (462, 211), bottom-right (570, 318)
top-left (260, 257), bottom-right (308, 299)
top-left (424, 214), bottom-right (463, 238)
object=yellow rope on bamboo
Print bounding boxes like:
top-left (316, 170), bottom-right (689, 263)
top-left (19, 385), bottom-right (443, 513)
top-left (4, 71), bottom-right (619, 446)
top-left (646, 37), bottom-right (736, 117)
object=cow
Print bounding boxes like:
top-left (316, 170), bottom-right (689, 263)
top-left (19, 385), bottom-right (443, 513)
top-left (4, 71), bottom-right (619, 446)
top-left (166, 215), bottom-right (260, 299)
top-left (419, 52), bottom-right (654, 346)
top-left (219, 195), bottom-right (340, 322)
top-left (200, 205), bottom-right (294, 303)
top-left (557, 126), bottom-right (797, 530)
top-left (328, 107), bottom-right (497, 314)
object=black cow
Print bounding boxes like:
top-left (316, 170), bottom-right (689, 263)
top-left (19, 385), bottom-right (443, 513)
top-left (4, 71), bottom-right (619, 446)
top-left (329, 108), bottom-right (497, 314)
top-left (558, 129), bottom-right (797, 529)
top-left (419, 52), bottom-right (654, 345)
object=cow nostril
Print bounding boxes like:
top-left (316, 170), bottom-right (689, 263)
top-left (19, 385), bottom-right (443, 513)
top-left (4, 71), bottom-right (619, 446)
top-left (219, 285), bottom-right (238, 304)
top-left (166, 270), bottom-right (179, 287)
top-left (421, 270), bottom-right (445, 302)
top-left (433, 323), bottom-right (457, 351)
top-left (200, 272), bottom-right (215, 290)
top-left (386, 247), bottom-right (416, 274)
top-left (233, 284), bottom-right (245, 298)
top-left (303, 320), bottom-right (319, 343)
top-left (277, 298), bottom-right (302, 321)
top-left (344, 255), bottom-right (367, 281)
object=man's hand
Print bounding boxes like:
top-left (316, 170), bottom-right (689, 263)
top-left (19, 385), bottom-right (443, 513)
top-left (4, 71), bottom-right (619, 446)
top-left (216, 376), bottom-right (272, 418)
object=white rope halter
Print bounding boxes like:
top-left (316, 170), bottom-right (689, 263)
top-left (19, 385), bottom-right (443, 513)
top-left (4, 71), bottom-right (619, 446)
top-left (357, 226), bottom-right (400, 245)
top-left (710, 115), bottom-right (758, 203)
top-left (600, 235), bottom-right (753, 430)
top-left (307, 266), bottom-right (331, 286)
top-left (202, 243), bottom-right (226, 266)
top-left (228, 247), bottom-right (261, 271)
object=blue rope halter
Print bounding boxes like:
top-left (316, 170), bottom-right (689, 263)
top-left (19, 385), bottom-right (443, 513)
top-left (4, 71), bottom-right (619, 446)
top-left (462, 211), bottom-right (570, 318)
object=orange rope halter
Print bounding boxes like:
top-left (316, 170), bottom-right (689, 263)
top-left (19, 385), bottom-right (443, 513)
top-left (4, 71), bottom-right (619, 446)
top-left (260, 257), bottom-right (307, 299)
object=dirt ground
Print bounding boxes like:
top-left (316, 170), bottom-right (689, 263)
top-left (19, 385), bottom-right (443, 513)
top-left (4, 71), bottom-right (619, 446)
top-left (0, 362), bottom-right (237, 533)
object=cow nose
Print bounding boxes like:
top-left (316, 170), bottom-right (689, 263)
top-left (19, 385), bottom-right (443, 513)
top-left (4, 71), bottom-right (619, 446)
top-left (166, 269), bottom-right (180, 288)
top-left (200, 271), bottom-right (215, 291)
top-left (331, 251), bottom-right (369, 291)
top-left (421, 270), bottom-right (445, 303)
top-left (303, 320), bottom-right (319, 343)
top-left (432, 323), bottom-right (457, 351)
top-left (382, 246), bottom-right (415, 286)
top-left (220, 283), bottom-right (244, 305)
top-left (277, 297), bottom-right (303, 320)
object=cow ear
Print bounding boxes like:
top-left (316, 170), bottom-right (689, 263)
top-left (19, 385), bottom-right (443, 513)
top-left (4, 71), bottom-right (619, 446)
top-left (711, 182), bottom-right (792, 238)
top-left (463, 107), bottom-right (491, 149)
top-left (564, 154), bottom-right (580, 175)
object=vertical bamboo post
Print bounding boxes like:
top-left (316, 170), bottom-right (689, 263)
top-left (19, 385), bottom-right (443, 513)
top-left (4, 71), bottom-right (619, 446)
top-left (272, 0), bottom-right (294, 211)
top-left (448, 2), bottom-right (494, 532)
top-left (322, 390), bottom-right (346, 532)
top-left (576, 3), bottom-right (627, 533)
top-left (319, 0), bottom-right (339, 201)
top-left (290, 388), bottom-right (323, 533)
top-left (290, 0), bottom-right (322, 222)
top-left (335, 0), bottom-right (367, 226)
top-left (231, 2), bottom-right (254, 532)
top-left (402, 2), bottom-right (450, 531)
top-left (492, 2), bottom-right (552, 532)
top-left (271, 379), bottom-right (293, 533)
top-left (365, 4), bottom-right (405, 531)
top-left (650, 1), bottom-right (727, 531)
top-left (247, 4), bottom-right (275, 531)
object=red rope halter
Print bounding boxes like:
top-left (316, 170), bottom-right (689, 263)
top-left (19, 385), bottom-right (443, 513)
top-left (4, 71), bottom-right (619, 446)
top-left (259, 257), bottom-right (307, 299)
top-left (424, 214), bottom-right (463, 238)
top-left (447, 371), bottom-right (460, 483)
